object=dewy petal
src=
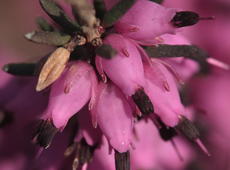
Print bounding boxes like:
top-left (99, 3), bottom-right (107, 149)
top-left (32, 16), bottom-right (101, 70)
top-left (43, 61), bottom-right (97, 129)
top-left (114, 0), bottom-right (177, 45)
top-left (93, 82), bottom-right (133, 153)
top-left (144, 61), bottom-right (185, 127)
top-left (96, 34), bottom-right (145, 96)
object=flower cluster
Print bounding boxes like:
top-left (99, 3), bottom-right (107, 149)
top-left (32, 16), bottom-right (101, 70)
top-left (1, 0), bottom-right (228, 169)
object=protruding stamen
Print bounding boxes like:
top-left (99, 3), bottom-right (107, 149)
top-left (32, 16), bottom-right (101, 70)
top-left (33, 120), bottom-right (58, 149)
top-left (176, 116), bottom-right (200, 140)
top-left (176, 116), bottom-right (210, 156)
top-left (171, 139), bottom-right (184, 161)
top-left (68, 139), bottom-right (96, 170)
top-left (195, 139), bottom-right (211, 156)
top-left (115, 150), bottom-right (130, 170)
top-left (199, 16), bottom-right (215, 20)
top-left (206, 58), bottom-right (229, 70)
top-left (132, 89), bottom-right (154, 115)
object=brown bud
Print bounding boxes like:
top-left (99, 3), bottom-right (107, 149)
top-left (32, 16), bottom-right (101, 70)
top-left (36, 47), bottom-right (70, 91)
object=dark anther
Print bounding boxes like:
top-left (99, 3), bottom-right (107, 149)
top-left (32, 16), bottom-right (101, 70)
top-left (33, 120), bottom-right (58, 149)
top-left (132, 89), bottom-right (154, 115)
top-left (171, 11), bottom-right (200, 27)
top-left (153, 117), bottom-right (177, 141)
top-left (72, 139), bottom-right (97, 170)
top-left (175, 116), bottom-right (211, 156)
top-left (2, 63), bottom-right (36, 76)
top-left (115, 150), bottom-right (130, 170)
top-left (0, 110), bottom-right (13, 128)
top-left (175, 116), bottom-right (200, 141)
top-left (159, 125), bottom-right (177, 141)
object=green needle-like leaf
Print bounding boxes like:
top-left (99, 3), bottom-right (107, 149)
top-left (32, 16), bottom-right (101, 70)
top-left (102, 0), bottom-right (136, 28)
top-left (25, 31), bottom-right (71, 46)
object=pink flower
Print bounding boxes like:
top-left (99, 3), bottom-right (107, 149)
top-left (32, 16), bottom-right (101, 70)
top-left (92, 82), bottom-right (133, 153)
top-left (144, 60), bottom-right (185, 127)
top-left (96, 33), bottom-right (145, 96)
top-left (114, 0), bottom-right (177, 45)
top-left (42, 61), bottom-right (97, 129)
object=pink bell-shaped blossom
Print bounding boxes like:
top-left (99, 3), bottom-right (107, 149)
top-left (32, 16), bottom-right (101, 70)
top-left (92, 82), bottom-right (133, 153)
top-left (96, 33), bottom-right (145, 96)
top-left (144, 60), bottom-right (185, 127)
top-left (42, 61), bottom-right (98, 129)
top-left (114, 0), bottom-right (177, 45)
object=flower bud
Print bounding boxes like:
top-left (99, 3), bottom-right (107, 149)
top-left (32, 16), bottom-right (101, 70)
top-left (36, 47), bottom-right (70, 91)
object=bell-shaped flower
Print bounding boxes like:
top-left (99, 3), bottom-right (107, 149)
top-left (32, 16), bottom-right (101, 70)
top-left (92, 82), bottom-right (133, 153)
top-left (42, 61), bottom-right (98, 129)
top-left (144, 60), bottom-right (185, 127)
top-left (114, 0), bottom-right (177, 45)
top-left (96, 33), bottom-right (145, 96)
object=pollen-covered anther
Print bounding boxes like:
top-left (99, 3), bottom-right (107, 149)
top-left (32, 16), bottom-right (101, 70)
top-left (176, 115), bottom-right (211, 156)
top-left (32, 119), bottom-right (58, 149)
top-left (115, 150), bottom-right (130, 170)
top-left (132, 89), bottom-right (154, 116)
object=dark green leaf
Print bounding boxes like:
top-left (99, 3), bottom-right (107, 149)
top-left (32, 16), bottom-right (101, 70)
top-left (94, 0), bottom-right (106, 20)
top-left (2, 63), bottom-right (36, 76)
top-left (144, 45), bottom-right (210, 73)
top-left (39, 0), bottom-right (81, 33)
top-left (95, 44), bottom-right (117, 59)
top-left (102, 0), bottom-right (136, 28)
top-left (25, 31), bottom-right (71, 46)
top-left (36, 17), bottom-right (54, 32)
